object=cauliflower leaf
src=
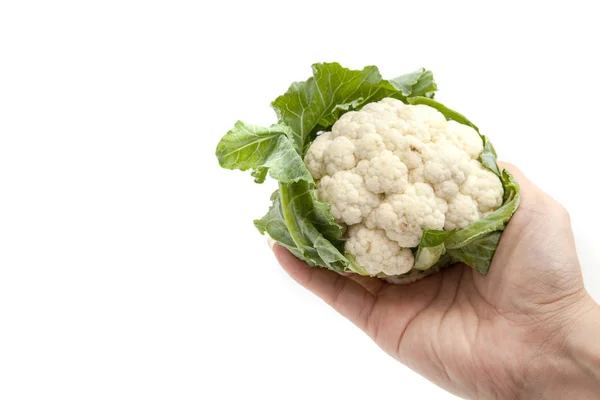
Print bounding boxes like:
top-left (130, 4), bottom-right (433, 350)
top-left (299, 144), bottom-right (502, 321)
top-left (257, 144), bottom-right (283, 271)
top-left (255, 185), bottom-right (348, 272)
top-left (216, 121), bottom-right (312, 184)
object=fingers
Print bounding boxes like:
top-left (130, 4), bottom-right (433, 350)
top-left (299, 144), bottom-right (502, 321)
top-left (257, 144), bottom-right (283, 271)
top-left (343, 273), bottom-right (387, 296)
top-left (272, 244), bottom-right (376, 331)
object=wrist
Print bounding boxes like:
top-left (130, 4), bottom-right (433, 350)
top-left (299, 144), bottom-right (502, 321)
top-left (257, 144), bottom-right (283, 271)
top-left (564, 301), bottom-right (600, 394)
top-left (524, 297), bottom-right (600, 399)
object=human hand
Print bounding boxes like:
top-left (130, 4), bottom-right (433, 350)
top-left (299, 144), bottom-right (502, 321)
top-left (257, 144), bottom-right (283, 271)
top-left (271, 163), bottom-right (600, 399)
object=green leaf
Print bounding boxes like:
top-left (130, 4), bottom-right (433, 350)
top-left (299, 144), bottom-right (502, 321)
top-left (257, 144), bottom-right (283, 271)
top-left (272, 63), bottom-right (436, 155)
top-left (217, 121), bottom-right (346, 270)
top-left (314, 235), bottom-right (348, 270)
top-left (432, 253), bottom-right (454, 270)
top-left (479, 137), bottom-right (500, 177)
top-left (283, 179), bottom-right (344, 243)
top-left (418, 229), bottom-right (453, 248)
top-left (254, 185), bottom-right (349, 272)
top-left (280, 182), bottom-right (348, 271)
top-left (250, 167), bottom-right (268, 184)
top-left (254, 190), bottom-right (296, 249)
top-left (388, 68), bottom-right (437, 98)
top-left (413, 229), bottom-right (453, 270)
top-left (447, 231), bottom-right (502, 274)
top-left (215, 121), bottom-right (313, 184)
top-left (414, 245), bottom-right (446, 270)
top-left (407, 96), bottom-right (500, 176)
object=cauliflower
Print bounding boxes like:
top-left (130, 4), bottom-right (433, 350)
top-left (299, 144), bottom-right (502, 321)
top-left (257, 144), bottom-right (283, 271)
top-left (304, 98), bottom-right (503, 277)
top-left (217, 62), bottom-right (520, 282)
top-left (345, 225), bottom-right (414, 276)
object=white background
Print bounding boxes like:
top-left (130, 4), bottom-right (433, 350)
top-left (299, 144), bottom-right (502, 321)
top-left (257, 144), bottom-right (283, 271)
top-left (1, 1), bottom-right (599, 399)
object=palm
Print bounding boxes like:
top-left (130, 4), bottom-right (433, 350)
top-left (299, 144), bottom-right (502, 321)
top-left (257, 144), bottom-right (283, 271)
top-left (274, 165), bottom-right (588, 398)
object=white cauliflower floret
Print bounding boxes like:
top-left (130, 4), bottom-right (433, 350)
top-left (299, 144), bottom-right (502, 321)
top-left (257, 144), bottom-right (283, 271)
top-left (317, 171), bottom-right (380, 225)
top-left (355, 150), bottom-right (409, 194)
top-left (305, 133), bottom-right (356, 179)
top-left (433, 180), bottom-right (460, 201)
top-left (304, 131), bottom-right (332, 179)
top-left (423, 141), bottom-right (469, 185)
top-left (384, 133), bottom-right (427, 183)
top-left (392, 135), bottom-right (427, 172)
top-left (345, 225), bottom-right (414, 276)
top-left (445, 193), bottom-right (481, 230)
top-left (411, 104), bottom-right (448, 128)
top-left (367, 183), bottom-right (446, 247)
top-left (323, 136), bottom-right (356, 176)
top-left (356, 133), bottom-right (386, 160)
top-left (303, 97), bottom-right (504, 276)
top-left (460, 160), bottom-right (503, 213)
top-left (445, 120), bottom-right (483, 159)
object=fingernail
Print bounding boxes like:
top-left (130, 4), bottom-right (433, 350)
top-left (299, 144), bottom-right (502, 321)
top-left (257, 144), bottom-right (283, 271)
top-left (267, 237), bottom-right (276, 249)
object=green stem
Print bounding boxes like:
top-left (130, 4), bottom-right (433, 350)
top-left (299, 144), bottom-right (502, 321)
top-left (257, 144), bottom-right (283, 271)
top-left (278, 183), bottom-right (310, 251)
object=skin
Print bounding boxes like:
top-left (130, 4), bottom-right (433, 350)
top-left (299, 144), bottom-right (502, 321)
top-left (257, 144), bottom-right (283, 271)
top-left (271, 163), bottom-right (600, 399)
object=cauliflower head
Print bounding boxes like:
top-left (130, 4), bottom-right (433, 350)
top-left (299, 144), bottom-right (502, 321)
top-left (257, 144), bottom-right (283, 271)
top-left (304, 98), bottom-right (503, 276)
